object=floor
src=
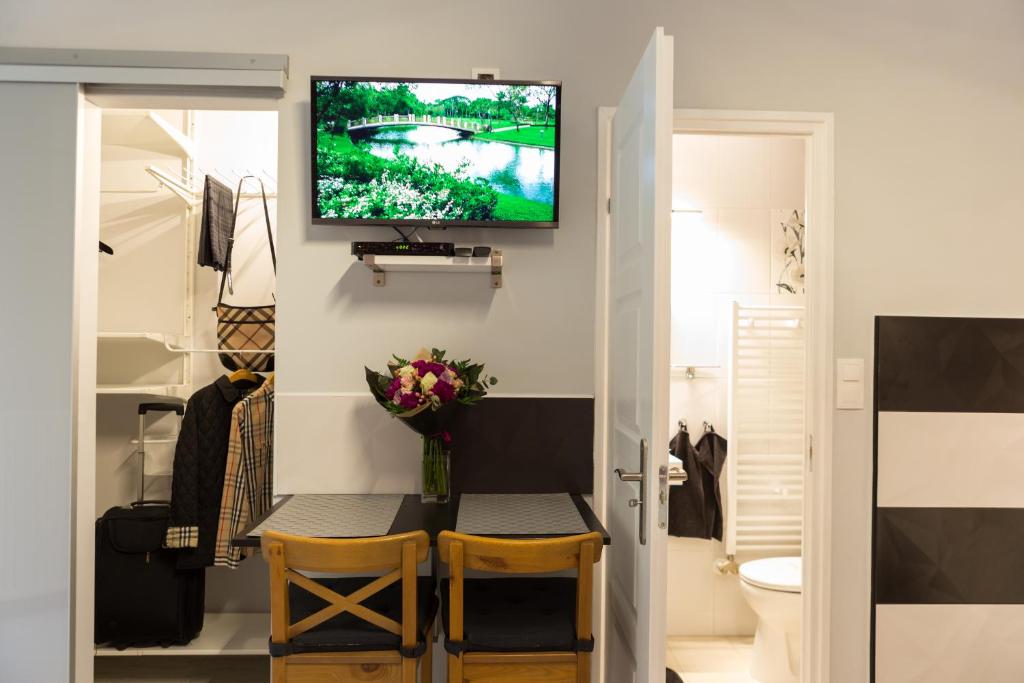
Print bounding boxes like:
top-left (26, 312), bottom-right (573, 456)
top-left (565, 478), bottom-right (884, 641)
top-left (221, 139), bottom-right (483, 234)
top-left (94, 656), bottom-right (269, 682)
top-left (666, 636), bottom-right (757, 683)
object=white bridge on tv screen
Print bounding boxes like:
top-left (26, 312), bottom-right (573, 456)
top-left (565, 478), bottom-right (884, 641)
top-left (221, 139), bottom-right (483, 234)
top-left (346, 114), bottom-right (525, 135)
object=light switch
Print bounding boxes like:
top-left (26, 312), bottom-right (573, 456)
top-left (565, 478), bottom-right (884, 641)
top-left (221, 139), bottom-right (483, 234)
top-left (836, 358), bottom-right (865, 410)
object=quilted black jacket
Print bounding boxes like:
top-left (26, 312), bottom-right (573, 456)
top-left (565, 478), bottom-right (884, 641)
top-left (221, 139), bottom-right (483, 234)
top-left (164, 375), bottom-right (264, 568)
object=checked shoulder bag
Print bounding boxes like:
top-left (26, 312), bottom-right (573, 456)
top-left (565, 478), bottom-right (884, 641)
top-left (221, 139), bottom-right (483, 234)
top-left (216, 177), bottom-right (277, 373)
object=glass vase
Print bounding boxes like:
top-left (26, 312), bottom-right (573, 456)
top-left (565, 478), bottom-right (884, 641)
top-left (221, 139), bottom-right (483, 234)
top-left (421, 435), bottom-right (451, 504)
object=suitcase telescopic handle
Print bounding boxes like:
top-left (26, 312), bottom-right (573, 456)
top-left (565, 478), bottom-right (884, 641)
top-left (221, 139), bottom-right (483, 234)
top-left (136, 401), bottom-right (185, 504)
top-left (138, 402), bottom-right (185, 416)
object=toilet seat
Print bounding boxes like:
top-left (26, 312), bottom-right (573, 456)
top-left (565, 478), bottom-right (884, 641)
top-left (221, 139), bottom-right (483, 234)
top-left (739, 556), bottom-right (801, 593)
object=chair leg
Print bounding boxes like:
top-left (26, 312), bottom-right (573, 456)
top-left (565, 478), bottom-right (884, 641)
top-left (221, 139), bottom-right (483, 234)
top-left (447, 653), bottom-right (463, 683)
top-left (578, 651), bottom-right (591, 683)
top-left (422, 637), bottom-right (433, 683)
top-left (403, 656), bottom-right (417, 683)
top-left (271, 657), bottom-right (286, 683)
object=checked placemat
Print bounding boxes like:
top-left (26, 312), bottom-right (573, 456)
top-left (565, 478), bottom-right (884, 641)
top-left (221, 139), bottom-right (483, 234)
top-left (456, 493), bottom-right (589, 536)
top-left (250, 494), bottom-right (404, 538)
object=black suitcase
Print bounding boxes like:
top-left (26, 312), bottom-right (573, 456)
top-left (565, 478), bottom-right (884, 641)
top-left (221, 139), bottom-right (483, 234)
top-left (94, 504), bottom-right (205, 648)
top-left (94, 402), bottom-right (205, 649)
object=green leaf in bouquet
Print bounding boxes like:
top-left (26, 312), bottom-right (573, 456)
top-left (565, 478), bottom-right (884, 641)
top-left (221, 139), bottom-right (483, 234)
top-left (461, 363), bottom-right (483, 387)
top-left (365, 366), bottom-right (395, 406)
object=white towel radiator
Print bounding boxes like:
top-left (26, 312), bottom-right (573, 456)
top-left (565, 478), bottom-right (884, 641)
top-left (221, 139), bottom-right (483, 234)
top-left (725, 302), bottom-right (806, 557)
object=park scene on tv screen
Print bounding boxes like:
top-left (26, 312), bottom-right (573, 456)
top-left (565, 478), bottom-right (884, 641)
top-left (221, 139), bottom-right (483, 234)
top-left (313, 78), bottom-right (559, 225)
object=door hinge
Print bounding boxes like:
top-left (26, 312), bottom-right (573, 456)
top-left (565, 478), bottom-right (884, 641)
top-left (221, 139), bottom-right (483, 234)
top-left (607, 197), bottom-right (611, 214)
top-left (808, 434), bottom-right (814, 472)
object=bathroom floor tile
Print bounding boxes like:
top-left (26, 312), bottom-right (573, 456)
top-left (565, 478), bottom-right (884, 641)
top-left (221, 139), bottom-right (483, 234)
top-left (675, 672), bottom-right (758, 683)
top-left (667, 636), bottom-right (754, 675)
top-left (665, 645), bottom-right (682, 671)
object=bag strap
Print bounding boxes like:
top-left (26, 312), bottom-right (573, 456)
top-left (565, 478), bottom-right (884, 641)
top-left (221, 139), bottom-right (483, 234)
top-left (217, 176), bottom-right (277, 307)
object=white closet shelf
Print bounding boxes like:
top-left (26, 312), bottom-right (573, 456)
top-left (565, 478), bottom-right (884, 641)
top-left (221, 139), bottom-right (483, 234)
top-left (363, 251), bottom-right (503, 288)
top-left (97, 384), bottom-right (189, 399)
top-left (101, 110), bottom-right (195, 159)
top-left (95, 612), bottom-right (270, 657)
top-left (98, 331), bottom-right (184, 345)
top-left (129, 436), bottom-right (178, 445)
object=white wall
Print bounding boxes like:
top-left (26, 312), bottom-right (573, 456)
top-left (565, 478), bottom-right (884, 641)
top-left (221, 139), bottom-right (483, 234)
top-left (0, 81), bottom-right (81, 683)
top-left (4, 1), bottom-right (1024, 679)
top-left (667, 133), bottom-right (805, 637)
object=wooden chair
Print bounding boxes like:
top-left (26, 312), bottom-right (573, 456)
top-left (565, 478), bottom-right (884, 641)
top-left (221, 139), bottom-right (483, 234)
top-left (261, 530), bottom-right (437, 683)
top-left (436, 531), bottom-right (604, 683)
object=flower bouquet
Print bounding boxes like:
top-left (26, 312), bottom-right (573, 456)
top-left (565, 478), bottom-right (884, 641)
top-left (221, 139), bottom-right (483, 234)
top-left (365, 348), bottom-right (497, 503)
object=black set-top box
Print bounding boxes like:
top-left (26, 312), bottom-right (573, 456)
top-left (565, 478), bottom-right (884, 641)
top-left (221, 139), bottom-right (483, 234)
top-left (351, 241), bottom-right (455, 260)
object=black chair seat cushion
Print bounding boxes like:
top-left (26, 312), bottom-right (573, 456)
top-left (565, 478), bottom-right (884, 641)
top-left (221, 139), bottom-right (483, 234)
top-left (440, 577), bottom-right (581, 653)
top-left (285, 575), bottom-right (436, 655)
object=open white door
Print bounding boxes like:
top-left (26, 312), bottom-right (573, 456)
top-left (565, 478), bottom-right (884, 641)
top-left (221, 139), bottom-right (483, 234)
top-left (604, 26), bottom-right (674, 683)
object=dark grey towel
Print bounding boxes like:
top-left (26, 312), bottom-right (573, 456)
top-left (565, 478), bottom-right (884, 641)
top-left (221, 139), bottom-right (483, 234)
top-left (666, 669), bottom-right (685, 683)
top-left (198, 175), bottom-right (234, 271)
top-left (695, 430), bottom-right (727, 541)
top-left (667, 427), bottom-right (728, 540)
top-left (667, 427), bottom-right (707, 539)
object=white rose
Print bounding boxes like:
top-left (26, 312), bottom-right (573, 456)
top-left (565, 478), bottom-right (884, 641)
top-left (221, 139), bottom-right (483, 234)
top-left (420, 372), bottom-right (438, 394)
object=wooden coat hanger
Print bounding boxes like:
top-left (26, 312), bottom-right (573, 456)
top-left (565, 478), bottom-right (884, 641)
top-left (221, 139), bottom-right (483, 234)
top-left (228, 368), bottom-right (259, 385)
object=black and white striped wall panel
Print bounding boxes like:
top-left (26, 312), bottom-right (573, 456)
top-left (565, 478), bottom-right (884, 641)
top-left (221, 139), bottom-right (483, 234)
top-left (873, 316), bottom-right (1024, 682)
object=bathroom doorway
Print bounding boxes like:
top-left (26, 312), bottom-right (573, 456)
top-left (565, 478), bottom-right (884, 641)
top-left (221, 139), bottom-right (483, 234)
top-left (662, 112), bottom-right (833, 683)
top-left (594, 108), bottom-right (834, 683)
top-left (665, 129), bottom-right (808, 683)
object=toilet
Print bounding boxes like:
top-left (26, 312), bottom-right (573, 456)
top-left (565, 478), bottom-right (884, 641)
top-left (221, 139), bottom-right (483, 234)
top-left (738, 556), bottom-right (802, 683)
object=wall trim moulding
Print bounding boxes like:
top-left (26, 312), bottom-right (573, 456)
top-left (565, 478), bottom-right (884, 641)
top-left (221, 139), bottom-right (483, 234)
top-left (0, 47), bottom-right (288, 96)
top-left (275, 391), bottom-right (595, 399)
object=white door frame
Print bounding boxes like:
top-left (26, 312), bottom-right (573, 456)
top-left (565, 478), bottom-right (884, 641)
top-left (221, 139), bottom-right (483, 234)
top-left (66, 88), bottom-right (285, 683)
top-left (594, 108), bottom-right (835, 683)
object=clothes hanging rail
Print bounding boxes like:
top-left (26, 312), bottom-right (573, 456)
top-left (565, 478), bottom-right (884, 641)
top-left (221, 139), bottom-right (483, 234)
top-left (146, 165), bottom-right (279, 205)
top-left (161, 340), bottom-right (275, 355)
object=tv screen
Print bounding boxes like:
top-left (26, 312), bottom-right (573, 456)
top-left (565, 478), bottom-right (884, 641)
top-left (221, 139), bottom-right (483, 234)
top-left (311, 76), bottom-right (561, 228)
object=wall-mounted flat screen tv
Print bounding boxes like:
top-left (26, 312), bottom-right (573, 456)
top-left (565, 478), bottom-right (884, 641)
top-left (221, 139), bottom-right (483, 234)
top-left (311, 76), bottom-right (561, 228)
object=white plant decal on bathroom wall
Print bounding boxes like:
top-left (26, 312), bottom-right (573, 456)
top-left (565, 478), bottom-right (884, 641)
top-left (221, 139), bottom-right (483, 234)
top-left (773, 209), bottom-right (805, 295)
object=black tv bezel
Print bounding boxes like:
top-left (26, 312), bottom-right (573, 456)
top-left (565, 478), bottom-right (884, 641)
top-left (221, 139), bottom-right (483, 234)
top-left (310, 75), bottom-right (562, 230)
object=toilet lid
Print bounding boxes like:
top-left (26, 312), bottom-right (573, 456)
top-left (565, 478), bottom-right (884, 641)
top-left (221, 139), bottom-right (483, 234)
top-left (739, 557), bottom-right (801, 593)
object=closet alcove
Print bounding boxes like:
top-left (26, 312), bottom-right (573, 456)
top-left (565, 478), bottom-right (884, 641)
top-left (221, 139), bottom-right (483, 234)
top-left (89, 107), bottom-right (278, 681)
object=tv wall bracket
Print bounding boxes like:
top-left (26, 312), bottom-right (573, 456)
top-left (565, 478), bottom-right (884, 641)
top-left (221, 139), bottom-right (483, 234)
top-left (362, 250), bottom-right (503, 288)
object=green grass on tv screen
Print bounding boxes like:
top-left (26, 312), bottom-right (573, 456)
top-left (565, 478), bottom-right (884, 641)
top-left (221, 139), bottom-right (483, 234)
top-left (313, 79), bottom-right (558, 223)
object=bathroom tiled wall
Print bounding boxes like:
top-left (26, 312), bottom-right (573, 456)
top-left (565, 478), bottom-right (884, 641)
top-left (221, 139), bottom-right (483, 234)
top-left (667, 133), bottom-right (805, 636)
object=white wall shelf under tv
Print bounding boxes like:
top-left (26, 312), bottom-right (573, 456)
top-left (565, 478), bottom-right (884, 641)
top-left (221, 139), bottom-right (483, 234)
top-left (362, 251), bottom-right (503, 288)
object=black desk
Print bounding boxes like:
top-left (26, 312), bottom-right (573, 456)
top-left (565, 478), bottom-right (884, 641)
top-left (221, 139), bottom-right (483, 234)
top-left (233, 493), bottom-right (611, 548)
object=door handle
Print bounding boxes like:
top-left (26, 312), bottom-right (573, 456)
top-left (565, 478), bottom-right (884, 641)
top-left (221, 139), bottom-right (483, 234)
top-left (656, 464), bottom-right (687, 531)
top-left (615, 469), bottom-right (643, 482)
top-left (615, 438), bottom-right (648, 545)
top-left (662, 466), bottom-right (688, 483)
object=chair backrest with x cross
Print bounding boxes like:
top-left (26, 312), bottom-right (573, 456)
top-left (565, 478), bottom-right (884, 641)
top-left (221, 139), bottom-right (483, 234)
top-left (261, 529), bottom-right (434, 683)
